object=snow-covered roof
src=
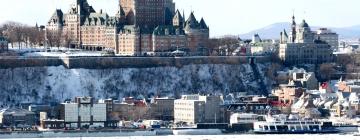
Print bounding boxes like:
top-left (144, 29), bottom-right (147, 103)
top-left (0, 108), bottom-right (35, 116)
top-left (324, 100), bottom-right (336, 109)
top-left (349, 92), bottom-right (359, 102)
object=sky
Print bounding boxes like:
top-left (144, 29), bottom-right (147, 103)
top-left (0, 0), bottom-right (360, 37)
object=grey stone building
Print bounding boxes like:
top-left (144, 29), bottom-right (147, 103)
top-left (279, 15), bottom-right (333, 65)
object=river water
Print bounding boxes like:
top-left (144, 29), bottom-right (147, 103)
top-left (9, 134), bottom-right (360, 140)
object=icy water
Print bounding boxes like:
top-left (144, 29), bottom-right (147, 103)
top-left (9, 134), bottom-right (360, 140)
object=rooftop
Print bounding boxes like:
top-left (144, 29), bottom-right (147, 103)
top-left (0, 108), bottom-right (35, 116)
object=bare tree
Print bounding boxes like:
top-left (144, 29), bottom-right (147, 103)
top-left (46, 29), bottom-right (62, 48)
top-left (36, 29), bottom-right (45, 47)
top-left (2, 22), bottom-right (22, 49)
top-left (1, 22), bottom-right (46, 50)
top-left (54, 30), bottom-right (62, 49)
top-left (62, 31), bottom-right (73, 49)
top-left (206, 37), bottom-right (240, 55)
top-left (23, 26), bottom-right (38, 48)
top-left (319, 63), bottom-right (336, 81)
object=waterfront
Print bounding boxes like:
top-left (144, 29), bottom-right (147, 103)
top-left (8, 134), bottom-right (360, 140)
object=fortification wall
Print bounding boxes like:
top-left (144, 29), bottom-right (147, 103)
top-left (0, 56), bottom-right (270, 69)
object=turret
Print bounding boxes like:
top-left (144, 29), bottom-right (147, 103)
top-left (185, 12), bottom-right (199, 30)
top-left (172, 10), bottom-right (184, 27)
top-left (199, 18), bottom-right (208, 29)
top-left (116, 3), bottom-right (126, 23)
top-left (280, 29), bottom-right (288, 44)
top-left (183, 12), bottom-right (209, 53)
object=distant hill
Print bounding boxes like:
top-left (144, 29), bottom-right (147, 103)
top-left (240, 22), bottom-right (360, 39)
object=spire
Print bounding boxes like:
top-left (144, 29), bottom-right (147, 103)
top-left (49, 9), bottom-right (64, 25)
top-left (185, 12), bottom-right (199, 29)
top-left (292, 13), bottom-right (296, 26)
top-left (291, 14), bottom-right (297, 43)
top-left (283, 29), bottom-right (288, 37)
top-left (174, 9), bottom-right (182, 18)
top-left (182, 10), bottom-right (186, 23)
top-left (199, 18), bottom-right (208, 29)
top-left (173, 9), bottom-right (184, 27)
top-left (116, 5), bottom-right (125, 17)
top-left (186, 12), bottom-right (197, 23)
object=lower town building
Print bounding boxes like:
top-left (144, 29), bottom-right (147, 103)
top-left (149, 98), bottom-right (175, 121)
top-left (329, 92), bottom-right (360, 118)
top-left (105, 97), bottom-right (149, 121)
top-left (0, 36), bottom-right (8, 52)
top-left (291, 93), bottom-right (322, 118)
top-left (174, 95), bottom-right (224, 125)
top-left (272, 83), bottom-right (306, 105)
top-left (290, 68), bottom-right (319, 90)
top-left (60, 97), bottom-right (107, 128)
top-left (0, 108), bottom-right (35, 127)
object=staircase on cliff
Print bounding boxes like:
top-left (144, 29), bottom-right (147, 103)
top-left (250, 58), bottom-right (269, 96)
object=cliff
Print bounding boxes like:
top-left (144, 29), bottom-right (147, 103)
top-left (0, 64), bottom-right (270, 105)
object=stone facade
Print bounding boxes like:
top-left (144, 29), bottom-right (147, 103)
top-left (46, 0), bottom-right (209, 56)
top-left (149, 98), bottom-right (175, 121)
top-left (120, 0), bottom-right (175, 29)
top-left (279, 15), bottom-right (333, 65)
top-left (105, 98), bottom-right (149, 121)
top-left (272, 84), bottom-right (306, 106)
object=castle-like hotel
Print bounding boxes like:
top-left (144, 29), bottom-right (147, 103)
top-left (47, 0), bottom-right (209, 56)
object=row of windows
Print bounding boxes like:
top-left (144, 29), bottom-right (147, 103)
top-left (174, 108), bottom-right (194, 111)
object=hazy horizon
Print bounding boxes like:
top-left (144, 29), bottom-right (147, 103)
top-left (1, 0), bottom-right (360, 37)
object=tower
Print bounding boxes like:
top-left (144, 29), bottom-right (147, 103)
top-left (116, 2), bottom-right (126, 23)
top-left (184, 12), bottom-right (209, 53)
top-left (119, 0), bottom-right (175, 30)
top-left (290, 14), bottom-right (297, 43)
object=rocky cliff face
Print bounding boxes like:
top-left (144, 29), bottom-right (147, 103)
top-left (0, 64), bottom-right (268, 106)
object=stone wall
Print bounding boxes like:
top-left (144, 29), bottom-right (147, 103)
top-left (0, 57), bottom-right (63, 69)
top-left (0, 56), bottom-right (270, 69)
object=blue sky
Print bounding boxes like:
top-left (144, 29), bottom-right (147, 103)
top-left (0, 0), bottom-right (359, 37)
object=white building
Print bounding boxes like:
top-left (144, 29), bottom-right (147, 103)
top-left (61, 97), bottom-right (106, 128)
top-left (290, 68), bottom-right (319, 90)
top-left (174, 95), bottom-right (223, 125)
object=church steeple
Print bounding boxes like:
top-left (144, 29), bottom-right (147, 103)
top-left (290, 14), bottom-right (297, 43)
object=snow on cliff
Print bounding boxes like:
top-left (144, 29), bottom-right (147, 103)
top-left (0, 64), bottom-right (268, 105)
